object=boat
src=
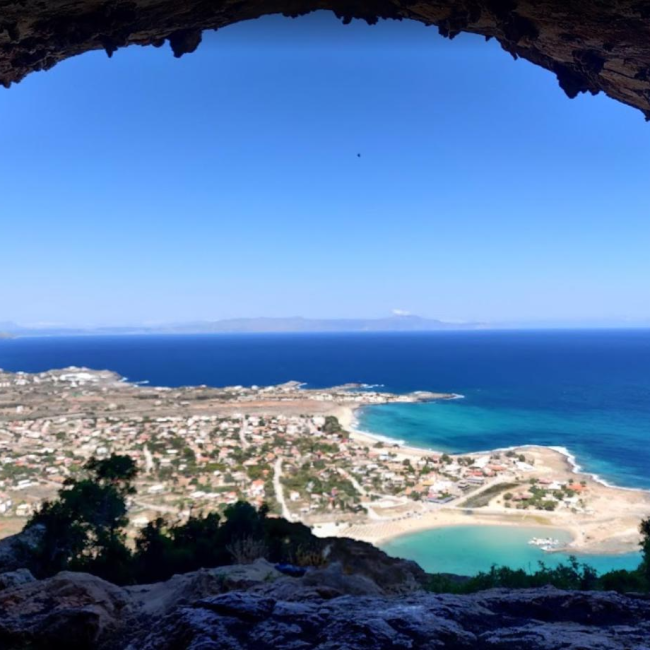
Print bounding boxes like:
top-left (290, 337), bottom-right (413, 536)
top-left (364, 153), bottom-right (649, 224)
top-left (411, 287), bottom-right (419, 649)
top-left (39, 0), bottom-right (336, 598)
top-left (528, 536), bottom-right (561, 551)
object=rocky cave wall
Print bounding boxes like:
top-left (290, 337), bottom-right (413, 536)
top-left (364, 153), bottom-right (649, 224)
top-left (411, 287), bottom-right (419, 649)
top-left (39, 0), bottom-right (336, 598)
top-left (1, 1), bottom-right (650, 118)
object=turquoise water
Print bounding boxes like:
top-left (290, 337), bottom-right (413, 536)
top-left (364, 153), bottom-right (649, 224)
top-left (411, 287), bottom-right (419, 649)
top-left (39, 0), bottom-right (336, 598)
top-left (2, 331), bottom-right (649, 574)
top-left (358, 398), bottom-right (650, 487)
top-left (382, 526), bottom-right (641, 575)
top-left (358, 358), bottom-right (650, 491)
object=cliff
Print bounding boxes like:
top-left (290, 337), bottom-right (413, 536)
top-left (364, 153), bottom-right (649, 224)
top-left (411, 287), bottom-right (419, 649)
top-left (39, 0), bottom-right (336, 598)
top-left (0, 560), bottom-right (649, 649)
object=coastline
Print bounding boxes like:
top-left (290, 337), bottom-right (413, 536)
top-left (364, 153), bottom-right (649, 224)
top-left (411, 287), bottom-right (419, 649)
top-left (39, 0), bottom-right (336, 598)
top-left (331, 403), bottom-right (650, 557)
top-left (339, 403), bottom-right (650, 496)
top-left (340, 404), bottom-right (649, 494)
top-left (1, 362), bottom-right (646, 562)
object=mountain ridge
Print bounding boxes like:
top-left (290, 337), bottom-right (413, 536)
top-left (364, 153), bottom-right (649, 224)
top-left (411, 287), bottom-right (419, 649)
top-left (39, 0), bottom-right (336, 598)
top-left (0, 315), bottom-right (484, 337)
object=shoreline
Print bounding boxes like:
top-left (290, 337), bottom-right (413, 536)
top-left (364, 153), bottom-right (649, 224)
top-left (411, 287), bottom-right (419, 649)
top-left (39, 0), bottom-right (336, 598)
top-left (331, 403), bottom-right (650, 556)
top-left (341, 404), bottom-right (650, 496)
top-left (1, 364), bottom-right (647, 561)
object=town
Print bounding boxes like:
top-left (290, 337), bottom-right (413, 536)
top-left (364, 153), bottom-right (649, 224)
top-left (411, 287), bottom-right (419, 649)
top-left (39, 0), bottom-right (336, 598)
top-left (0, 368), bottom-right (600, 544)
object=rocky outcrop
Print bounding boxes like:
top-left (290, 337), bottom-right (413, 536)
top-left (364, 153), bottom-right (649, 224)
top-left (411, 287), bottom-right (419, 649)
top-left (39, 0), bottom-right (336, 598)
top-left (0, 563), bottom-right (649, 649)
top-left (255, 561), bottom-right (385, 600)
top-left (324, 537), bottom-right (427, 594)
top-left (125, 559), bottom-right (283, 618)
top-left (0, 568), bottom-right (35, 591)
top-left (0, 570), bottom-right (130, 649)
top-left (1, 1), bottom-right (650, 117)
top-left (0, 524), bottom-right (44, 573)
top-left (124, 586), bottom-right (650, 649)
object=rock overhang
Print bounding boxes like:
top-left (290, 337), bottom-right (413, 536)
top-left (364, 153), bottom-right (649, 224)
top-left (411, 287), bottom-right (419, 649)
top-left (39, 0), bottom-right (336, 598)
top-left (0, 1), bottom-right (649, 118)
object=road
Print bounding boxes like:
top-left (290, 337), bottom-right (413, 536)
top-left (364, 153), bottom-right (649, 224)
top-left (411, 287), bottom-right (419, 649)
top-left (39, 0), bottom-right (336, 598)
top-left (273, 458), bottom-right (292, 521)
top-left (131, 499), bottom-right (178, 515)
top-left (337, 467), bottom-right (367, 497)
top-left (238, 417), bottom-right (250, 449)
top-left (143, 444), bottom-right (154, 474)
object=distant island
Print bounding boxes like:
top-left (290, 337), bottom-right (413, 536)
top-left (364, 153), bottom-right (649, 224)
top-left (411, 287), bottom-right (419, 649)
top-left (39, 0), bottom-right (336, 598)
top-left (0, 315), bottom-right (485, 337)
top-left (3, 317), bottom-right (650, 338)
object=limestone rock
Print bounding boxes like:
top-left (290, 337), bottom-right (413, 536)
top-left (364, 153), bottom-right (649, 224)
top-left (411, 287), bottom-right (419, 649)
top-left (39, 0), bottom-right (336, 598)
top-left (125, 587), bottom-right (650, 649)
top-left (125, 558), bottom-right (282, 617)
top-left (323, 537), bottom-right (427, 594)
top-left (0, 524), bottom-right (44, 573)
top-left (0, 568), bottom-right (36, 591)
top-left (0, 2), bottom-right (650, 117)
top-left (0, 571), bottom-right (131, 650)
top-left (255, 561), bottom-right (384, 600)
top-left (0, 563), bottom-right (649, 649)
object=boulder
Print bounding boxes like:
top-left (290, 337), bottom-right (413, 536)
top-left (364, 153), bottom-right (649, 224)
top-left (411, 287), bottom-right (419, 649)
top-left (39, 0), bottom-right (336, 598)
top-left (125, 558), bottom-right (282, 618)
top-left (0, 571), bottom-right (131, 650)
top-left (0, 524), bottom-right (44, 573)
top-left (322, 537), bottom-right (427, 593)
top-left (0, 568), bottom-right (36, 591)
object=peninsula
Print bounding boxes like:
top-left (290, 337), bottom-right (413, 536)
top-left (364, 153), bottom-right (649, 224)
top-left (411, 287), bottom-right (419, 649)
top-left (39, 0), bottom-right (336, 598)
top-left (0, 368), bottom-right (647, 556)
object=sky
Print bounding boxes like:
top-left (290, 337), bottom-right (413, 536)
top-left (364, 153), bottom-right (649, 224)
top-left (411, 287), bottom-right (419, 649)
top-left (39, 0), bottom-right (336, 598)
top-left (1, 12), bottom-right (649, 328)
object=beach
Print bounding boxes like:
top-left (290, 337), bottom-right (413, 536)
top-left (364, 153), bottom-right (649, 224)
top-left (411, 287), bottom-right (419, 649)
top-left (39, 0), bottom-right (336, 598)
top-left (2, 333), bottom-right (649, 568)
top-left (330, 404), bottom-right (650, 556)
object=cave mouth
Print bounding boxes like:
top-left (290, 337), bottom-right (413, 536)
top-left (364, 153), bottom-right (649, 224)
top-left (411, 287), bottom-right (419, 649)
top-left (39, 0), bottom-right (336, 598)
top-left (1, 1), bottom-right (650, 119)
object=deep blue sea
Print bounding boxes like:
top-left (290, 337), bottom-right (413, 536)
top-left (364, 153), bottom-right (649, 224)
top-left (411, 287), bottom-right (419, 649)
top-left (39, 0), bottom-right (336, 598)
top-left (1, 330), bottom-right (649, 489)
top-left (1, 330), bottom-right (648, 572)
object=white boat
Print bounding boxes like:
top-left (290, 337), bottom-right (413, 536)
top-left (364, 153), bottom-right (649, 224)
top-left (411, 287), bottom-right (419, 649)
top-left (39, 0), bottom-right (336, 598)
top-left (528, 536), bottom-right (561, 551)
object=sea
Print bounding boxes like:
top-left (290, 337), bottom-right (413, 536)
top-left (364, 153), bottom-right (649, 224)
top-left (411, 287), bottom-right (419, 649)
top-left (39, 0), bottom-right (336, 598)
top-left (1, 329), bottom-right (648, 573)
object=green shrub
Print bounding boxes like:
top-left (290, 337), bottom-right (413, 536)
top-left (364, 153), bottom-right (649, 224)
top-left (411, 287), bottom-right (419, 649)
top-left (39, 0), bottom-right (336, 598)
top-left (23, 454), bottom-right (650, 595)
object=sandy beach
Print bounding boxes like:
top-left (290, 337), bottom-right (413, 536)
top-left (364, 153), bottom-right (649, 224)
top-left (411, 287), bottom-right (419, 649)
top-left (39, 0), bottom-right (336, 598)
top-left (330, 404), bottom-right (650, 556)
top-left (125, 394), bottom-right (649, 557)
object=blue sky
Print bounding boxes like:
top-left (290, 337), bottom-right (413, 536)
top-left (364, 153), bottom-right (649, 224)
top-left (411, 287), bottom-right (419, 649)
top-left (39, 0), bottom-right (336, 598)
top-left (1, 12), bottom-right (649, 327)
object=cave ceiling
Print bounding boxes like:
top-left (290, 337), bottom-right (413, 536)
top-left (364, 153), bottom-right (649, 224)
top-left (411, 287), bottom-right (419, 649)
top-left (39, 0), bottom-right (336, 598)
top-left (1, 1), bottom-right (649, 118)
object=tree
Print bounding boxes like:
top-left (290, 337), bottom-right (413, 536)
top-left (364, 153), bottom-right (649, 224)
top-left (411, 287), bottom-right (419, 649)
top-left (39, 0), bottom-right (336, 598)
top-left (22, 454), bottom-right (331, 585)
top-left (322, 416), bottom-right (344, 434)
top-left (640, 517), bottom-right (650, 584)
top-left (85, 454), bottom-right (138, 490)
top-left (28, 454), bottom-right (138, 580)
top-left (134, 517), bottom-right (173, 582)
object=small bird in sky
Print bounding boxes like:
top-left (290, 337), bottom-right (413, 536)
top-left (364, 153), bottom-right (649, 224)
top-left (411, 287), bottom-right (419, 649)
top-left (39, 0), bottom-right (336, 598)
top-left (357, 153), bottom-right (361, 158)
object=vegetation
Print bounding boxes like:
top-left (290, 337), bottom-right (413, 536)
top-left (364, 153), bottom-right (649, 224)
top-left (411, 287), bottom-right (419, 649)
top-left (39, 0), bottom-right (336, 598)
top-left (29, 454), bottom-right (137, 582)
top-left (427, 557), bottom-right (601, 593)
top-left (321, 416), bottom-right (344, 434)
top-left (23, 453), bottom-right (650, 596)
top-left (26, 454), bottom-right (323, 585)
top-left (426, 522), bottom-right (650, 594)
top-left (459, 482), bottom-right (518, 508)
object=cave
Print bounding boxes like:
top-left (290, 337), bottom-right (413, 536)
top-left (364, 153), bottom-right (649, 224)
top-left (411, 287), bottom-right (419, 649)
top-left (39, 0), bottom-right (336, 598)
top-left (1, 0), bottom-right (650, 118)
top-left (1, 3), bottom-right (650, 649)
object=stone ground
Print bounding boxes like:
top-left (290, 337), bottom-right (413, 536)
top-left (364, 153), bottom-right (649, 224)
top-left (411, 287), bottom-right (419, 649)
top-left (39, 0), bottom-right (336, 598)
top-left (0, 558), bottom-right (649, 649)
